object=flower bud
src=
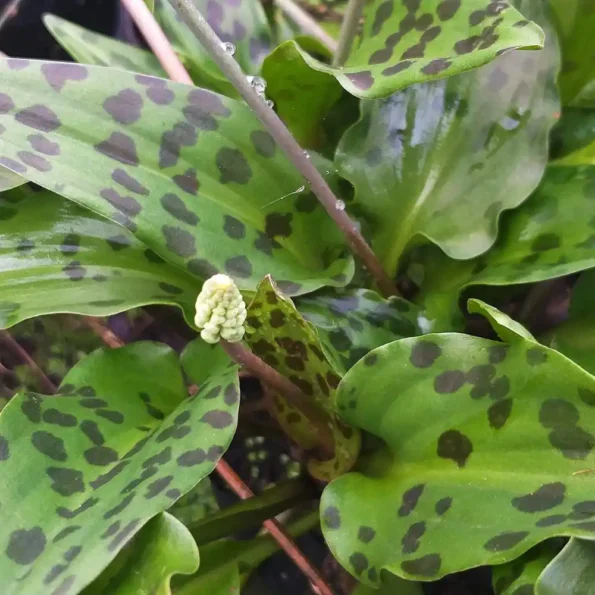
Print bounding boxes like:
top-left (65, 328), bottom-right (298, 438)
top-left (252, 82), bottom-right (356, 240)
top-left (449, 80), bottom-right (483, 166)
top-left (194, 274), bottom-right (247, 344)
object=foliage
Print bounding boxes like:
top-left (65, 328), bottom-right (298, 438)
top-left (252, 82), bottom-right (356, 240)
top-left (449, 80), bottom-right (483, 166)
top-left (3, 0), bottom-right (595, 592)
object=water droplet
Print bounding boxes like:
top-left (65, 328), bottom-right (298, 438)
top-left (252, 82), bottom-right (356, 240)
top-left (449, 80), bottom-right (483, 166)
top-left (303, 150), bottom-right (310, 159)
top-left (297, 185), bottom-right (305, 193)
top-left (250, 76), bottom-right (267, 95)
top-left (265, 99), bottom-right (274, 108)
top-left (336, 200), bottom-right (346, 211)
top-left (222, 41), bottom-right (236, 55)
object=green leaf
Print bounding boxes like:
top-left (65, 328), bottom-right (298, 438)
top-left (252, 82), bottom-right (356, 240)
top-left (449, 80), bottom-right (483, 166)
top-left (261, 41), bottom-right (342, 148)
top-left (418, 165), bottom-right (595, 330)
top-left (321, 319), bottom-right (595, 583)
top-left (298, 288), bottom-right (422, 374)
top-left (286, 0), bottom-right (544, 99)
top-left (154, 0), bottom-right (272, 78)
top-left (0, 60), bottom-right (352, 296)
top-left (536, 538), bottom-right (595, 595)
top-left (492, 541), bottom-right (561, 595)
top-left (549, 0), bottom-right (595, 106)
top-left (82, 512), bottom-right (199, 595)
top-left (0, 188), bottom-right (200, 329)
top-left (0, 341), bottom-right (239, 593)
top-left (550, 108), bottom-right (595, 161)
top-left (145, 0), bottom-right (156, 12)
top-left (549, 271), bottom-right (595, 376)
top-left (467, 298), bottom-right (534, 342)
top-left (43, 14), bottom-right (167, 75)
top-left (354, 571), bottom-right (424, 594)
top-left (245, 276), bottom-right (360, 481)
top-left (335, 0), bottom-right (558, 275)
top-left (188, 477), bottom-right (313, 546)
top-left (0, 167), bottom-right (25, 192)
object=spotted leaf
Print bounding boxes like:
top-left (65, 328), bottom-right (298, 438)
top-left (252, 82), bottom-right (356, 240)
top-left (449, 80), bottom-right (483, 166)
top-left (0, 60), bottom-right (352, 295)
top-left (333, 0), bottom-right (558, 276)
top-left (418, 164), bottom-right (595, 329)
top-left (322, 317), bottom-right (595, 583)
top-left (298, 288), bottom-right (423, 374)
top-left (492, 541), bottom-right (561, 595)
top-left (287, 0), bottom-right (543, 99)
top-left (82, 512), bottom-right (199, 594)
top-left (154, 0), bottom-right (272, 80)
top-left (536, 538), bottom-right (595, 595)
top-left (261, 41), bottom-right (342, 148)
top-left (168, 478), bottom-right (219, 528)
top-left (0, 168), bottom-right (25, 192)
top-left (354, 572), bottom-right (423, 594)
top-left (0, 341), bottom-right (239, 593)
top-left (550, 0), bottom-right (595, 107)
top-left (0, 188), bottom-right (200, 329)
top-left (245, 276), bottom-right (360, 481)
top-left (43, 14), bottom-right (167, 76)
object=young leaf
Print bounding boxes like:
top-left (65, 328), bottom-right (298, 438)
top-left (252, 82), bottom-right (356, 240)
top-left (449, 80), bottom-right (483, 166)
top-left (82, 512), bottom-right (199, 594)
top-left (322, 326), bottom-right (595, 583)
top-left (548, 271), bottom-right (595, 375)
top-left (419, 165), bottom-right (595, 329)
top-left (536, 538), bottom-right (595, 595)
top-left (492, 541), bottom-right (560, 595)
top-left (0, 189), bottom-right (200, 329)
top-left (287, 0), bottom-right (543, 99)
top-left (154, 0), bottom-right (272, 77)
top-left (334, 0), bottom-right (558, 275)
top-left (261, 41), bottom-right (342, 148)
top-left (549, 0), bottom-right (595, 107)
top-left (245, 276), bottom-right (360, 481)
top-left (43, 14), bottom-right (167, 76)
top-left (0, 60), bottom-right (352, 295)
top-left (0, 341), bottom-right (239, 593)
top-left (298, 288), bottom-right (422, 373)
top-left (467, 298), bottom-right (534, 342)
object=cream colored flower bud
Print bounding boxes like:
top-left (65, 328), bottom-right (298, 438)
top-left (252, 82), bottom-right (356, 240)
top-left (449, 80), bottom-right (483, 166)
top-left (194, 274), bottom-right (247, 343)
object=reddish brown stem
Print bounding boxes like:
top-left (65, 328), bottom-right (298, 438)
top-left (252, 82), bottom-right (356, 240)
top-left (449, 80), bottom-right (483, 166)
top-left (83, 317), bottom-right (124, 348)
top-left (222, 340), bottom-right (335, 458)
top-left (215, 459), bottom-right (334, 595)
top-left (0, 330), bottom-right (56, 393)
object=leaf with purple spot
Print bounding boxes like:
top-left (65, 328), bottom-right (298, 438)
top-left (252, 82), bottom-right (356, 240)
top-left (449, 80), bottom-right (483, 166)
top-left (0, 341), bottom-right (239, 593)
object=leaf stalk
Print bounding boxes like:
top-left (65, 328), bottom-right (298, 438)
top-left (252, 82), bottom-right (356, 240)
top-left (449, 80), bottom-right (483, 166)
top-left (332, 0), bottom-right (366, 67)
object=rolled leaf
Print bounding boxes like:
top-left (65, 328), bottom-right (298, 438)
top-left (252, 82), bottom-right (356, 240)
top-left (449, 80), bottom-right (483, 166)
top-left (0, 341), bottom-right (239, 593)
top-left (0, 60), bottom-right (352, 295)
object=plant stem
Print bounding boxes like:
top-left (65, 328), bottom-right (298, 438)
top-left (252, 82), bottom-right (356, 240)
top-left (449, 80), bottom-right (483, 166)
top-left (274, 0), bottom-right (337, 53)
top-left (215, 459), bottom-right (333, 595)
top-left (167, 0), bottom-right (398, 298)
top-left (222, 340), bottom-right (335, 457)
top-left (121, 0), bottom-right (193, 84)
top-left (332, 0), bottom-right (365, 67)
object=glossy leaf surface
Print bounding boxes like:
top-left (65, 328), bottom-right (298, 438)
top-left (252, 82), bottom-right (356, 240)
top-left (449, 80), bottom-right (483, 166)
top-left (537, 538), bottom-right (595, 595)
top-left (0, 189), bottom-right (199, 329)
top-left (0, 60), bottom-right (352, 295)
top-left (0, 341), bottom-right (239, 594)
top-left (549, 0), bottom-right (595, 106)
top-left (83, 512), bottom-right (199, 594)
top-left (336, 0), bottom-right (558, 275)
top-left (294, 0), bottom-right (543, 99)
top-left (492, 541), bottom-right (560, 595)
top-left (322, 316), bottom-right (595, 583)
top-left (245, 276), bottom-right (360, 480)
top-left (419, 165), bottom-right (595, 329)
top-left (43, 14), bottom-right (167, 76)
top-left (298, 288), bottom-right (422, 373)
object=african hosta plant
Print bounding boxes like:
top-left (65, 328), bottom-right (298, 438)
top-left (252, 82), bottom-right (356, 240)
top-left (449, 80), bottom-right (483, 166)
top-left (2, 0), bottom-right (595, 592)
